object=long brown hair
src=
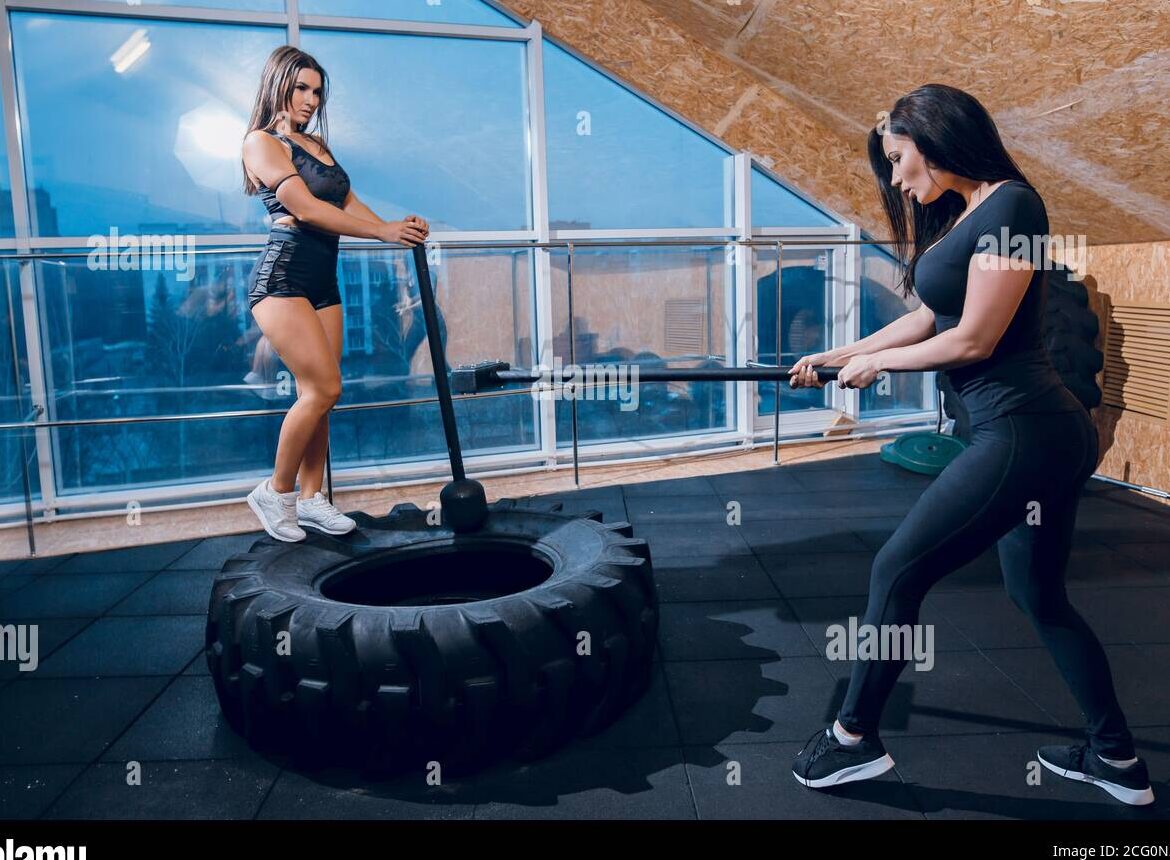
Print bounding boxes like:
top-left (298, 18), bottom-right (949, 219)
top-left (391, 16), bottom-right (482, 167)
top-left (242, 46), bottom-right (333, 196)
top-left (868, 84), bottom-right (1031, 298)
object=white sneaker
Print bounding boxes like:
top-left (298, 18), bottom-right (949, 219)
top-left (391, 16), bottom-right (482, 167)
top-left (246, 478), bottom-right (306, 542)
top-left (297, 491), bottom-right (357, 535)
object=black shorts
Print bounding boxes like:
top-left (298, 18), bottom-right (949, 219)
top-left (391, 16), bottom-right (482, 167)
top-left (247, 223), bottom-right (342, 311)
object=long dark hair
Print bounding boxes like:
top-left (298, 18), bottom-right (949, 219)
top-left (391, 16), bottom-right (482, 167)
top-left (242, 46), bottom-right (333, 196)
top-left (868, 84), bottom-right (1031, 297)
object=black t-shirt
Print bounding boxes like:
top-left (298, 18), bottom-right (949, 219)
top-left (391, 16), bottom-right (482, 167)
top-left (913, 180), bottom-right (1083, 425)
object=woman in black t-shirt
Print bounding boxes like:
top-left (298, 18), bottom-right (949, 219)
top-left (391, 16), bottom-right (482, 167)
top-left (787, 84), bottom-right (1152, 806)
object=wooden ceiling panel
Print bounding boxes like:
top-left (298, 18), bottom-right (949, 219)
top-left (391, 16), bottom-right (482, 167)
top-left (501, 0), bottom-right (1170, 242)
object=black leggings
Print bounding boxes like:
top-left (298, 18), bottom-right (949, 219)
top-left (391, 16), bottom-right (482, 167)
top-left (837, 403), bottom-right (1136, 759)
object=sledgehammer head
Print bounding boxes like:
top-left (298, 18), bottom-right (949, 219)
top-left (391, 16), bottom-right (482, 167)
top-left (441, 478), bottom-right (488, 533)
top-left (450, 360), bottom-right (510, 394)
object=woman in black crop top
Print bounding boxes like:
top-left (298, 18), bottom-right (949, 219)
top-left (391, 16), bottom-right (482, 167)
top-left (787, 84), bottom-right (1153, 805)
top-left (239, 46), bottom-right (432, 544)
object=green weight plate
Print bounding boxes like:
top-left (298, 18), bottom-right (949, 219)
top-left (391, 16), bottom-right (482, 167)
top-left (880, 432), bottom-right (968, 476)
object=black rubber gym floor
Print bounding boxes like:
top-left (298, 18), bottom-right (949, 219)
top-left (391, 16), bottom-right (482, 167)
top-left (2, 451), bottom-right (1168, 820)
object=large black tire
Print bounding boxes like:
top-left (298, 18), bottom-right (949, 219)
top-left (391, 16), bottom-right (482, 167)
top-left (940, 263), bottom-right (1103, 442)
top-left (205, 499), bottom-right (656, 774)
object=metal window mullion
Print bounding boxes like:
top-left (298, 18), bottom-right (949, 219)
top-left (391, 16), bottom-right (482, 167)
top-left (0, 2), bottom-right (31, 251)
top-left (839, 221), bottom-right (861, 420)
top-left (0, 4), bottom-right (58, 535)
top-left (286, 0), bottom-right (298, 45)
top-left (526, 20), bottom-right (556, 469)
top-left (731, 153), bottom-right (751, 447)
top-left (525, 21), bottom-right (547, 248)
top-left (533, 246), bottom-right (556, 466)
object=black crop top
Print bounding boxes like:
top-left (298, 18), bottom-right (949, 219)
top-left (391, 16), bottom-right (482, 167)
top-left (912, 180), bottom-right (1080, 426)
top-left (255, 130), bottom-right (351, 233)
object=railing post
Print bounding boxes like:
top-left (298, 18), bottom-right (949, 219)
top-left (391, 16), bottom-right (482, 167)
top-left (773, 240), bottom-right (782, 465)
top-left (5, 263), bottom-right (35, 556)
top-left (567, 241), bottom-right (579, 488)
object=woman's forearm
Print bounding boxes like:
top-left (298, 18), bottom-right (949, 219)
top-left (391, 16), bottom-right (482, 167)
top-left (827, 307), bottom-right (935, 362)
top-left (293, 198), bottom-right (387, 240)
top-left (874, 328), bottom-right (986, 372)
top-left (344, 197), bottom-right (384, 225)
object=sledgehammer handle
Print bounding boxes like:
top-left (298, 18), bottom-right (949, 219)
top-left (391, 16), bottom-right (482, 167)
top-left (411, 244), bottom-right (466, 481)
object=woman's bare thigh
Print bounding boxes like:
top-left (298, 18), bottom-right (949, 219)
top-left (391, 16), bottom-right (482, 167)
top-left (250, 296), bottom-right (339, 394)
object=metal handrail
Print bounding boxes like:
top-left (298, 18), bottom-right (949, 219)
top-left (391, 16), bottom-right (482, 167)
top-left (0, 236), bottom-right (898, 261)
top-left (0, 351), bottom-right (742, 432)
top-left (0, 383), bottom-right (544, 432)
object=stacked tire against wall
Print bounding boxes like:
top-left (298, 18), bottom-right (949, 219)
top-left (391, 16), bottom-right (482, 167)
top-left (941, 263), bottom-right (1104, 441)
top-left (205, 499), bottom-right (657, 773)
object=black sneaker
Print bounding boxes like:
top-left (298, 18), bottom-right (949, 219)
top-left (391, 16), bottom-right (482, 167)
top-left (792, 727), bottom-right (895, 789)
top-left (1037, 744), bottom-right (1155, 806)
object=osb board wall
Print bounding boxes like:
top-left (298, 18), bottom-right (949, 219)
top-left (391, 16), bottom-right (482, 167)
top-left (1052, 240), bottom-right (1170, 491)
top-left (501, 0), bottom-right (1170, 245)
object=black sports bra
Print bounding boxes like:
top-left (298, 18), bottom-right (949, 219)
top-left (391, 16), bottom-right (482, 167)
top-left (255, 129), bottom-right (351, 219)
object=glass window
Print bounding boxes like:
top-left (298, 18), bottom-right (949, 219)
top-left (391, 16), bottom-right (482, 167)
top-left (548, 246), bottom-right (734, 446)
top-left (543, 42), bottom-right (734, 231)
top-left (30, 242), bottom-right (537, 496)
top-left (754, 247), bottom-right (832, 415)
top-left (36, 248), bottom-right (272, 493)
top-left (88, 0), bottom-right (283, 8)
top-left (11, 12), bottom-right (287, 238)
top-left (90, 0), bottom-right (283, 9)
top-left (0, 85), bottom-right (13, 239)
top-left (859, 243), bottom-right (930, 417)
top-left (751, 166), bottom-right (839, 228)
top-left (328, 246), bottom-right (539, 469)
top-left (300, 0), bottom-right (520, 27)
top-left (301, 29), bottom-right (530, 231)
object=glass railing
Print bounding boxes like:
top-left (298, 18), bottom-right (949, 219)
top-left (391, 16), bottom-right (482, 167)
top-left (0, 237), bottom-right (932, 545)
